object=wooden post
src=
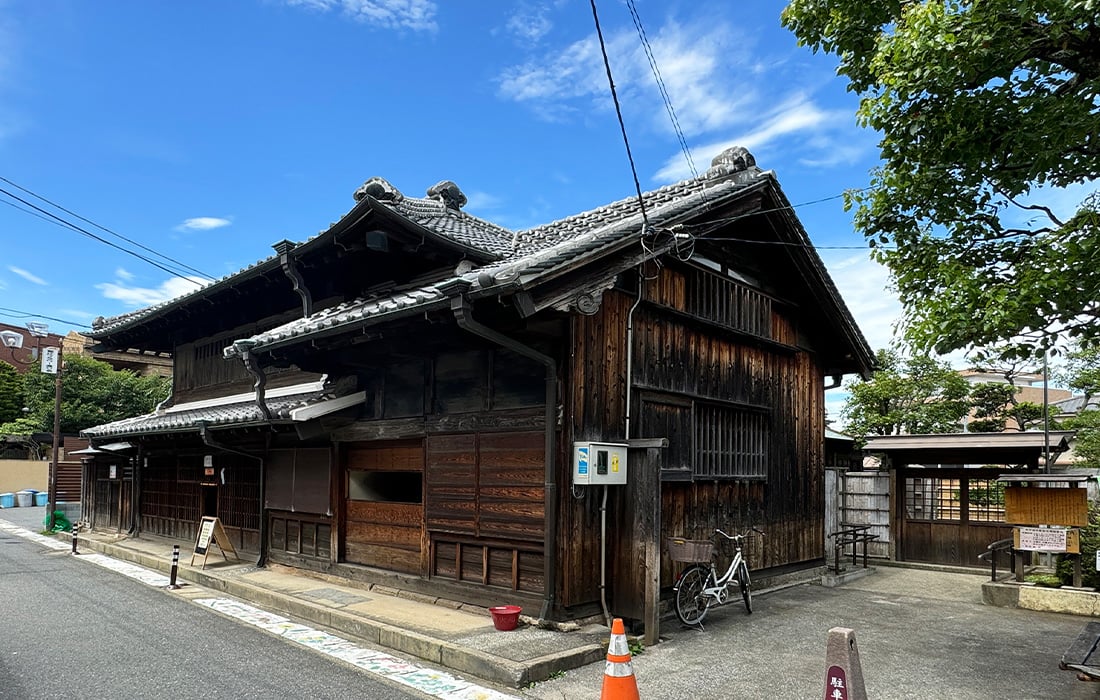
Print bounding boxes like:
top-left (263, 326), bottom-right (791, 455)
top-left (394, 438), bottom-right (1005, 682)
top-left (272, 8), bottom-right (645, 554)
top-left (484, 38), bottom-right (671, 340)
top-left (628, 438), bottom-right (666, 647)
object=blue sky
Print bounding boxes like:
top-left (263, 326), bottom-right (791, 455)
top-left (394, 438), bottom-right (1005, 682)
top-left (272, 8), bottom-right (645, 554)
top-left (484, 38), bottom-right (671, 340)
top-left (0, 0), bottom-right (905, 420)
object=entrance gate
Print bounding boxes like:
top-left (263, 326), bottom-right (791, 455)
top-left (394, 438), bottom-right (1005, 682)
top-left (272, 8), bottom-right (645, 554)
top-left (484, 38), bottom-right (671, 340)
top-left (899, 468), bottom-right (1013, 567)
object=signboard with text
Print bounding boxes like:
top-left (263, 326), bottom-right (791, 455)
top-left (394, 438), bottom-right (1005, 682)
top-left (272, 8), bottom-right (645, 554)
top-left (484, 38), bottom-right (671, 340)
top-left (40, 347), bottom-right (59, 375)
top-left (189, 516), bottom-right (239, 569)
top-left (1014, 526), bottom-right (1080, 553)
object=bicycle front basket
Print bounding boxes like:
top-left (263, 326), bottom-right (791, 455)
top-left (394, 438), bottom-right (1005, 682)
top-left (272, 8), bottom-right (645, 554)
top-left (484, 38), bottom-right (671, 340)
top-left (666, 537), bottom-right (714, 563)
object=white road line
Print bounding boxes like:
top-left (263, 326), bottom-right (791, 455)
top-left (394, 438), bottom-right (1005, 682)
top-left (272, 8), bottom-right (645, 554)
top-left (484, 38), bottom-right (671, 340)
top-left (0, 519), bottom-right (519, 700)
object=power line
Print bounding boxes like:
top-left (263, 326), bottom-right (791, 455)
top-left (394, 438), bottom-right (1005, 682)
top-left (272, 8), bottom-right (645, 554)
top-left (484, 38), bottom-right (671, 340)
top-left (0, 184), bottom-right (207, 284)
top-left (0, 175), bottom-right (213, 280)
top-left (0, 306), bottom-right (92, 329)
top-left (624, 0), bottom-right (698, 180)
top-left (588, 0), bottom-right (650, 229)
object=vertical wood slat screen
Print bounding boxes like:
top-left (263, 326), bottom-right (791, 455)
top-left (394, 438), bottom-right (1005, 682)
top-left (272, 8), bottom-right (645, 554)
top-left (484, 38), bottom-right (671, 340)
top-left (694, 403), bottom-right (769, 480)
top-left (687, 269), bottom-right (772, 340)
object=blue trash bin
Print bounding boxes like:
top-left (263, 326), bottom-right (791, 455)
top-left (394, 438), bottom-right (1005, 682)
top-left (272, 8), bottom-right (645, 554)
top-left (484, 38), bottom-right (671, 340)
top-left (34, 492), bottom-right (48, 507)
top-left (0, 493), bottom-right (13, 508)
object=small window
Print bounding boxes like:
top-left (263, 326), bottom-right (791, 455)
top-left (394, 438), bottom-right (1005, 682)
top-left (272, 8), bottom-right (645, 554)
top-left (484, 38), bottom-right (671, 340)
top-left (348, 470), bottom-right (423, 504)
top-left (694, 403), bottom-right (769, 480)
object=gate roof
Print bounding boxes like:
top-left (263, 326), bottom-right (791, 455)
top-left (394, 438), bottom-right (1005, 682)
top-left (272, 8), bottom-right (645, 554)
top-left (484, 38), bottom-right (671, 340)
top-left (863, 431), bottom-right (1074, 467)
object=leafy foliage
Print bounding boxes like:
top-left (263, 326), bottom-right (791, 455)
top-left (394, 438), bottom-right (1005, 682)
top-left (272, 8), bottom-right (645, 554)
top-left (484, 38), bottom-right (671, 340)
top-left (968, 382), bottom-right (1058, 433)
top-left (0, 355), bottom-right (169, 435)
top-left (1064, 410), bottom-right (1100, 469)
top-left (0, 361), bottom-right (24, 425)
top-left (841, 349), bottom-right (972, 444)
top-left (1058, 501), bottom-right (1100, 589)
top-left (783, 1), bottom-right (1100, 359)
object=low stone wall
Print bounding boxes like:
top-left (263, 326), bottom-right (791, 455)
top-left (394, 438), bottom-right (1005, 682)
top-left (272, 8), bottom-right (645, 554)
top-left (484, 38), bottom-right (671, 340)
top-left (983, 580), bottom-right (1100, 616)
top-left (0, 458), bottom-right (48, 494)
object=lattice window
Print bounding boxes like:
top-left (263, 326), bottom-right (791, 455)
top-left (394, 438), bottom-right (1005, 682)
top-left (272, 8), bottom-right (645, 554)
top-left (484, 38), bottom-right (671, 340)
top-left (905, 477), bottom-right (961, 521)
top-left (966, 478), bottom-right (1006, 523)
top-left (687, 268), bottom-right (772, 339)
top-left (694, 403), bottom-right (769, 480)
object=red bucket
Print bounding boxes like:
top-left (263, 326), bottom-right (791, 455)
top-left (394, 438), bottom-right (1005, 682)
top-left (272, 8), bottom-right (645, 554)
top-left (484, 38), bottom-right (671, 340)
top-left (489, 605), bottom-right (522, 631)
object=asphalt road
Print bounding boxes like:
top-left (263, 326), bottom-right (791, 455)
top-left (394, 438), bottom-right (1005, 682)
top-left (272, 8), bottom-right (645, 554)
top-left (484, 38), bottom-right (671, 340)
top-left (0, 520), bottom-right (427, 700)
top-left (524, 568), bottom-right (1100, 700)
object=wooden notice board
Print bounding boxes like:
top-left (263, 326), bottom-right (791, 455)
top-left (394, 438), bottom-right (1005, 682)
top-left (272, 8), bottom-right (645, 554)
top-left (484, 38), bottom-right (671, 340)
top-left (1004, 486), bottom-right (1088, 527)
top-left (190, 516), bottom-right (239, 569)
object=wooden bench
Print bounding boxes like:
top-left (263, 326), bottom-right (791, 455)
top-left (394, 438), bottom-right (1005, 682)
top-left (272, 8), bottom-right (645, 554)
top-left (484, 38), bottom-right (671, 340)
top-left (1061, 621), bottom-right (1100, 681)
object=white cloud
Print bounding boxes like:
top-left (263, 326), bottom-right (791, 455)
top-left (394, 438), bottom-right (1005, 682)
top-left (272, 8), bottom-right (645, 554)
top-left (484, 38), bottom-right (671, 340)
top-left (819, 251), bottom-right (901, 355)
top-left (114, 267), bottom-right (134, 281)
top-left (283, 0), bottom-right (437, 31)
top-left (498, 19), bottom-right (756, 137)
top-left (59, 309), bottom-right (98, 320)
top-left (654, 95), bottom-right (851, 181)
top-left (8, 266), bottom-right (47, 285)
top-left (97, 276), bottom-right (210, 307)
top-left (464, 190), bottom-right (504, 212)
top-left (505, 3), bottom-right (553, 43)
top-left (175, 216), bottom-right (232, 232)
top-left (498, 17), bottom-right (865, 182)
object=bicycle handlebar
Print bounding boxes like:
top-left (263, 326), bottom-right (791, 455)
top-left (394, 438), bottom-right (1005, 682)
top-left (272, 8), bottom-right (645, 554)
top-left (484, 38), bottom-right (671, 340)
top-left (714, 526), bottom-right (766, 540)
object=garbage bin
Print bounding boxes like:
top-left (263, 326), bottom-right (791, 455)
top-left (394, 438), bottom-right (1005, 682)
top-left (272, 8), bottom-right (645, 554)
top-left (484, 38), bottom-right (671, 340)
top-left (34, 492), bottom-right (48, 507)
top-left (0, 493), bottom-right (13, 508)
top-left (15, 491), bottom-right (33, 508)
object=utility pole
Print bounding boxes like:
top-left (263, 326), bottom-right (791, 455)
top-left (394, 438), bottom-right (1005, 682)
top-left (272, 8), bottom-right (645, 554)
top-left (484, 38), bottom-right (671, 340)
top-left (41, 344), bottom-right (63, 531)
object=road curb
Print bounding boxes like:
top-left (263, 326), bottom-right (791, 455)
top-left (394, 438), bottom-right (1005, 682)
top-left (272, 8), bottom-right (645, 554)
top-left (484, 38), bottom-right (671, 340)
top-left (67, 533), bottom-right (603, 687)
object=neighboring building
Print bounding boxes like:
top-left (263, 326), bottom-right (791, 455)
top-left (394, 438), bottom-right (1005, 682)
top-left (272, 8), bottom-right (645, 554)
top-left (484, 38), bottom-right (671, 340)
top-left (66, 331), bottom-right (173, 377)
top-left (0, 321), bottom-right (63, 374)
top-left (82, 147), bottom-right (873, 626)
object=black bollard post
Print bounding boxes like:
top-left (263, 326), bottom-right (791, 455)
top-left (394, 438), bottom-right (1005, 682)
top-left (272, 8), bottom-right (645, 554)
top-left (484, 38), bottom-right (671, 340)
top-left (167, 544), bottom-right (181, 590)
top-left (71, 523), bottom-right (79, 555)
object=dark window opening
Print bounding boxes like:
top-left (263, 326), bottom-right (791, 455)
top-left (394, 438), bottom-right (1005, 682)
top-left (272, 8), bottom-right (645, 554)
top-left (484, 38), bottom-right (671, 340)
top-left (349, 470), bottom-right (423, 504)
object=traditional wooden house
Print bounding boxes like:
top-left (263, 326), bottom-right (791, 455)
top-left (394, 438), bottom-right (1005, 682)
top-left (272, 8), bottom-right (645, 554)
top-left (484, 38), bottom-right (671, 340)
top-left (83, 146), bottom-right (873, 627)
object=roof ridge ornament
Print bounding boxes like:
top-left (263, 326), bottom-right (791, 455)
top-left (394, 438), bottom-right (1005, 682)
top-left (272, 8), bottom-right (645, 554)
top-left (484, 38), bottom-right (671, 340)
top-left (426, 180), bottom-right (467, 210)
top-left (354, 177), bottom-right (404, 203)
top-left (706, 146), bottom-right (762, 184)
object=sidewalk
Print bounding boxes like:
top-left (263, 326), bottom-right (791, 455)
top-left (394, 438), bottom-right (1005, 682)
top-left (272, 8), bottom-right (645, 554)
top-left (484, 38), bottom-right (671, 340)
top-left (8, 507), bottom-right (606, 689)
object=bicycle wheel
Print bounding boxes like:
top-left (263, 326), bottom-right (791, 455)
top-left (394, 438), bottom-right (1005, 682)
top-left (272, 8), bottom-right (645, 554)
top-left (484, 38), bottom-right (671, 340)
top-left (674, 564), bottom-right (712, 626)
top-left (738, 561), bottom-right (752, 614)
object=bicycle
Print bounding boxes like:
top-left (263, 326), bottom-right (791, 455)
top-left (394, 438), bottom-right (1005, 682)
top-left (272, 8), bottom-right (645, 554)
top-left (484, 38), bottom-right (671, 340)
top-left (669, 527), bottom-right (764, 627)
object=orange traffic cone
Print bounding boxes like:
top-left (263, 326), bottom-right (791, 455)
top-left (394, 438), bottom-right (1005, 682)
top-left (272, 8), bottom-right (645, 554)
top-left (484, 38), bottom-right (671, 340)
top-left (601, 618), bottom-right (640, 700)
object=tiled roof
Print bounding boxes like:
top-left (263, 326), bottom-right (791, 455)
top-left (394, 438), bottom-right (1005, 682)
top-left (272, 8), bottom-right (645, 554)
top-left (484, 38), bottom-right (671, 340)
top-left (375, 192), bottom-right (517, 258)
top-left (226, 169), bottom-right (769, 357)
top-left (83, 389), bottom-right (347, 438)
top-left (227, 283), bottom-right (452, 356)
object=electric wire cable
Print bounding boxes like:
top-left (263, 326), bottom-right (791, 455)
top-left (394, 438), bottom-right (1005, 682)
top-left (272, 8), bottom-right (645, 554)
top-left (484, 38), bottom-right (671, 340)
top-left (0, 175), bottom-right (213, 280)
top-left (625, 0), bottom-right (699, 181)
top-left (588, 0), bottom-right (650, 231)
top-left (0, 185), bottom-right (207, 285)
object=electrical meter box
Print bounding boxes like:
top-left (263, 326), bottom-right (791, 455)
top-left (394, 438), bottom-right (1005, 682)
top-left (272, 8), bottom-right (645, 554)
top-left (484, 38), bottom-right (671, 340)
top-left (573, 442), bottom-right (628, 486)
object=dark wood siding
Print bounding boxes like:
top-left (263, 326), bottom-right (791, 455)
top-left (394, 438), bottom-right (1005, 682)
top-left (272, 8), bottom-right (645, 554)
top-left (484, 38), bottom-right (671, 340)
top-left (561, 270), bottom-right (827, 611)
top-left (425, 431), bottom-right (545, 593)
top-left (425, 432), bottom-right (544, 541)
top-left (343, 441), bottom-right (424, 574)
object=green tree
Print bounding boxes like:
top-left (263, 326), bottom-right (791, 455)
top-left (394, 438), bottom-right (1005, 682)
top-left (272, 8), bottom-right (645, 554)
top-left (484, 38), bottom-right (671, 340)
top-left (0, 355), bottom-right (170, 435)
top-left (968, 382), bottom-right (1055, 433)
top-left (0, 360), bottom-right (24, 425)
top-left (782, 1), bottom-right (1100, 359)
top-left (1057, 342), bottom-right (1100, 468)
top-left (1058, 343), bottom-right (1100, 403)
top-left (841, 348), bottom-right (972, 444)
